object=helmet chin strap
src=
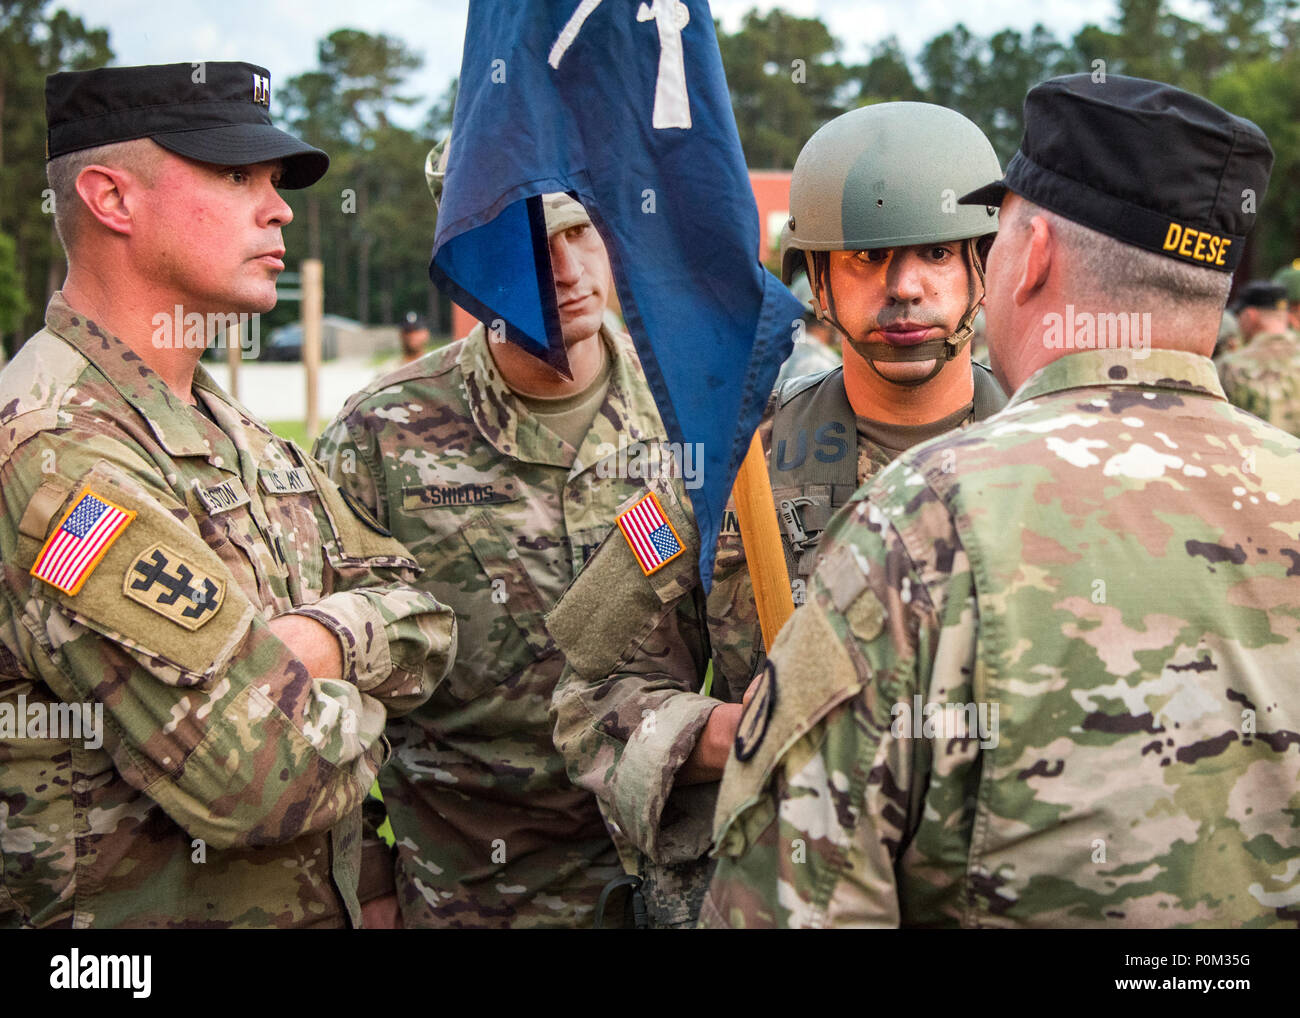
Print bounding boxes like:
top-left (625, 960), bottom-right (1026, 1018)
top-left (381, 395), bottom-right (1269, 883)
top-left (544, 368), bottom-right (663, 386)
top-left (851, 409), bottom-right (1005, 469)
top-left (807, 239), bottom-right (986, 388)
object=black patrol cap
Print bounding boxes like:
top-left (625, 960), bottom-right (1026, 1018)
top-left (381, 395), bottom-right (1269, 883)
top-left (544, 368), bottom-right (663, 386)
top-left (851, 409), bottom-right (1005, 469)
top-left (959, 74), bottom-right (1273, 273)
top-left (1233, 280), bottom-right (1288, 312)
top-left (400, 311), bottom-right (427, 332)
top-left (45, 62), bottom-right (328, 189)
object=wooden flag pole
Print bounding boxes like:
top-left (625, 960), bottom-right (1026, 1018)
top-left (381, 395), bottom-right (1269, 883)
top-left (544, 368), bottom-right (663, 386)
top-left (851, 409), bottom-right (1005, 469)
top-left (302, 259), bottom-right (324, 440)
top-left (730, 429), bottom-right (794, 650)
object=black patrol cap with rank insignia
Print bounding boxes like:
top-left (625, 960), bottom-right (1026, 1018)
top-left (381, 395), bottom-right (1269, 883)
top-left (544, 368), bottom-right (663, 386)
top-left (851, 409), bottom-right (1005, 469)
top-left (45, 61), bottom-right (328, 189)
top-left (960, 74), bottom-right (1273, 273)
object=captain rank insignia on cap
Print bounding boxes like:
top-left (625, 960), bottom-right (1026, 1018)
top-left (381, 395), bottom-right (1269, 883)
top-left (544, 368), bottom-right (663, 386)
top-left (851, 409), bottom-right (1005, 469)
top-left (616, 491), bottom-right (684, 577)
top-left (252, 72), bottom-right (270, 107)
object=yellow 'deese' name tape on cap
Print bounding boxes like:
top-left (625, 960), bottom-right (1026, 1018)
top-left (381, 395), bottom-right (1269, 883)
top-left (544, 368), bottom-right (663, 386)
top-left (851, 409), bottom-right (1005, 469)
top-left (1162, 222), bottom-right (1231, 267)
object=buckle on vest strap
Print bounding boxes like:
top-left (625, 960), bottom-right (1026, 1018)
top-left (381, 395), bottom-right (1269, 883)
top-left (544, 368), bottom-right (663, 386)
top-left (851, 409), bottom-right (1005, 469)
top-left (778, 496), bottom-right (817, 553)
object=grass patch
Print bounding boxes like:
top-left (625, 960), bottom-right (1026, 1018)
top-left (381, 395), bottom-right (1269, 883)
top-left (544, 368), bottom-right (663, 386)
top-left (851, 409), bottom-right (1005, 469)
top-left (267, 419), bottom-right (316, 450)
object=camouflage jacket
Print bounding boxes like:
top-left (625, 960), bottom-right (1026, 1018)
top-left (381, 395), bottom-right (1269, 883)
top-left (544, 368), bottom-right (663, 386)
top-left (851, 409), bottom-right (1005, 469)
top-left (546, 364), bottom-right (1005, 925)
top-left (0, 295), bottom-right (455, 929)
top-left (703, 348), bottom-right (1300, 928)
top-left (1218, 330), bottom-right (1300, 438)
top-left (315, 320), bottom-right (680, 927)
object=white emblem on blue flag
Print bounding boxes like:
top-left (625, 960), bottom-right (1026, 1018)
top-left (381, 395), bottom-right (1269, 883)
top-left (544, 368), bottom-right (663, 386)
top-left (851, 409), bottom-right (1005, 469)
top-left (551, 0), bottom-right (692, 129)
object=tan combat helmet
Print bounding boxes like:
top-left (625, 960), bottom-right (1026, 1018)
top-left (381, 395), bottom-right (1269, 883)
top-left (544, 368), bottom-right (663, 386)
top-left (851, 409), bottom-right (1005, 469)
top-left (780, 102), bottom-right (1002, 383)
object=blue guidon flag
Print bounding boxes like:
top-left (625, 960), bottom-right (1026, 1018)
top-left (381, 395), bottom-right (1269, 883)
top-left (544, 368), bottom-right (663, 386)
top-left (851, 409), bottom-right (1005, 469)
top-left (432, 0), bottom-right (803, 589)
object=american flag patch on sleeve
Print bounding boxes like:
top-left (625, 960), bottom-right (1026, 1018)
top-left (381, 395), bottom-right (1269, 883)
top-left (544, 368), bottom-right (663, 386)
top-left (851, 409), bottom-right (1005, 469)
top-left (30, 488), bottom-right (135, 596)
top-left (616, 491), bottom-right (685, 577)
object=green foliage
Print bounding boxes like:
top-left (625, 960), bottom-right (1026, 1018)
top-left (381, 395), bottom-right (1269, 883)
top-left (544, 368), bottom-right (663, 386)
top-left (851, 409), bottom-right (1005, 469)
top-left (1210, 50), bottom-right (1300, 273)
top-left (0, 231), bottom-right (27, 335)
top-left (266, 419), bottom-right (314, 449)
top-left (717, 1), bottom-right (1299, 276)
top-left (716, 9), bottom-right (853, 168)
top-left (0, 0), bottom-right (112, 356)
top-left (277, 29), bottom-right (444, 329)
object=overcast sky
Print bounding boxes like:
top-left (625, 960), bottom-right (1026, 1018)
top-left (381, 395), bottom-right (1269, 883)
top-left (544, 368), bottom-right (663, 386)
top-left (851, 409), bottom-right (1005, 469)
top-left (59, 0), bottom-right (1205, 127)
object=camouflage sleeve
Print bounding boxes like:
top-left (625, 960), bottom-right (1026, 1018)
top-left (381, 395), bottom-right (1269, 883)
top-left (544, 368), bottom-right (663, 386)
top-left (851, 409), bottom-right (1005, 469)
top-left (703, 527), bottom-right (764, 697)
top-left (314, 409), bottom-right (387, 528)
top-left (701, 404), bottom-right (776, 697)
top-left (701, 474), bottom-right (967, 927)
top-left (0, 426), bottom-right (439, 851)
top-left (547, 484), bottom-right (720, 863)
top-left (306, 415), bottom-right (456, 717)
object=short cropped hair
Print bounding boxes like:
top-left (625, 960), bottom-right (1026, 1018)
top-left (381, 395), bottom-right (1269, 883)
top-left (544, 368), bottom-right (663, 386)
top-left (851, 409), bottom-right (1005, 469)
top-left (1010, 198), bottom-right (1232, 312)
top-left (46, 139), bottom-right (162, 253)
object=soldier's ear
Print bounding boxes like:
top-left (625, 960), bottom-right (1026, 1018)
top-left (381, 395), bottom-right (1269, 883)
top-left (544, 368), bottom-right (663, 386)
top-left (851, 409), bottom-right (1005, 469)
top-left (1013, 213), bottom-right (1053, 308)
top-left (75, 164), bottom-right (138, 238)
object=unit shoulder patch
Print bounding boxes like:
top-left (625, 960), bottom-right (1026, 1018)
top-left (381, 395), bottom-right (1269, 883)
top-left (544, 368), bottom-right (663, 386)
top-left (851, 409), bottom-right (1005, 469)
top-left (124, 542), bottom-right (226, 630)
top-left (340, 488), bottom-right (392, 537)
top-left (734, 660), bottom-right (777, 761)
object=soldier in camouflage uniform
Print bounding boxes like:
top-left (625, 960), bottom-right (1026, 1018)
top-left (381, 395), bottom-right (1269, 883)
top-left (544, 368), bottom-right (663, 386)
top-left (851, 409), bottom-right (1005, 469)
top-left (1218, 281), bottom-right (1300, 438)
top-left (546, 104), bottom-right (1009, 926)
top-left (0, 64), bottom-right (455, 929)
top-left (317, 192), bottom-right (685, 927)
top-left (1275, 263), bottom-right (1300, 333)
top-left (704, 74), bottom-right (1300, 929)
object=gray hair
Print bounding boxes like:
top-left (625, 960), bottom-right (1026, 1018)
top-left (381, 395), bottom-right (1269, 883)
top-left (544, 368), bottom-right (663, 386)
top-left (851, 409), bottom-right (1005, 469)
top-left (46, 139), bottom-right (162, 253)
top-left (1010, 198), bottom-right (1232, 312)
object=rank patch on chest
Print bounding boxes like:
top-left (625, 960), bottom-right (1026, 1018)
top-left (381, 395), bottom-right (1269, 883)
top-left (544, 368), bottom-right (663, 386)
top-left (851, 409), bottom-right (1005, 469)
top-left (616, 491), bottom-right (684, 576)
top-left (124, 543), bottom-right (225, 630)
top-left (195, 478), bottom-right (251, 515)
top-left (258, 467), bottom-right (314, 495)
top-left (31, 488), bottom-right (136, 595)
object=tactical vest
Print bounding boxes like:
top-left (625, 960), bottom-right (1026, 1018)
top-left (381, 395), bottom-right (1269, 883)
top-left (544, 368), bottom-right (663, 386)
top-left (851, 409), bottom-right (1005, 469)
top-left (768, 364), bottom-right (1006, 575)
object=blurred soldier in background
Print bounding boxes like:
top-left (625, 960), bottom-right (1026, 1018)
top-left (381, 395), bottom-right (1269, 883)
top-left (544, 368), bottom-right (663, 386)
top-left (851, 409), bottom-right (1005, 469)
top-left (1218, 279), bottom-right (1300, 437)
top-left (1274, 261), bottom-right (1300, 332)
top-left (398, 311), bottom-right (431, 365)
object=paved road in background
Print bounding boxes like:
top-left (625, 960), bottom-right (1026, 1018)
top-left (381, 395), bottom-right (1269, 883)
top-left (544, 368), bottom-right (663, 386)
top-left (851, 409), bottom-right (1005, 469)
top-left (211, 356), bottom-right (402, 426)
